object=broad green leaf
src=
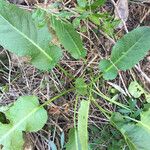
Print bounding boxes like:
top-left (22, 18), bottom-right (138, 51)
top-left (99, 27), bottom-right (150, 80)
top-left (78, 100), bottom-right (90, 150)
top-left (50, 16), bottom-right (86, 59)
top-left (0, 0), bottom-right (62, 70)
top-left (0, 125), bottom-right (24, 150)
top-left (75, 78), bottom-right (87, 95)
top-left (111, 110), bottom-right (150, 150)
top-left (66, 128), bottom-right (81, 150)
top-left (77, 0), bottom-right (87, 8)
top-left (0, 96), bottom-right (48, 150)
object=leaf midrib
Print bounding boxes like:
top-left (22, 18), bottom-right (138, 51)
top-left (0, 14), bottom-right (53, 61)
top-left (112, 120), bottom-right (137, 149)
top-left (124, 134), bottom-right (137, 149)
top-left (0, 89), bottom-right (71, 143)
top-left (0, 106), bottom-right (39, 142)
top-left (124, 121), bottom-right (150, 150)
top-left (105, 30), bottom-right (149, 73)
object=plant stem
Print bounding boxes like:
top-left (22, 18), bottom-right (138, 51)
top-left (91, 98), bottom-right (111, 119)
top-left (92, 89), bottom-right (130, 111)
top-left (41, 88), bottom-right (74, 107)
top-left (56, 64), bottom-right (75, 80)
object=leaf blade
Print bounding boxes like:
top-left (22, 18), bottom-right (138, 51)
top-left (51, 16), bottom-right (86, 59)
top-left (111, 110), bottom-right (150, 150)
top-left (75, 78), bottom-right (87, 95)
top-left (0, 96), bottom-right (48, 150)
top-left (0, 0), bottom-right (62, 70)
top-left (99, 27), bottom-right (150, 80)
top-left (66, 128), bottom-right (80, 150)
top-left (78, 100), bottom-right (90, 150)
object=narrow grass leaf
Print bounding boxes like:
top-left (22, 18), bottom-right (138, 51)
top-left (60, 131), bottom-right (65, 149)
top-left (49, 141), bottom-right (57, 150)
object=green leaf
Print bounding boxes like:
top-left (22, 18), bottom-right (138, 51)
top-left (146, 94), bottom-right (150, 103)
top-left (88, 14), bottom-right (100, 25)
top-left (86, 0), bottom-right (106, 10)
top-left (50, 16), bottom-right (86, 59)
top-left (0, 0), bottom-right (62, 70)
top-left (73, 17), bottom-right (81, 28)
top-left (99, 59), bottom-right (118, 80)
top-left (128, 81), bottom-right (150, 102)
top-left (66, 128), bottom-right (81, 150)
top-left (128, 81), bottom-right (144, 98)
top-left (99, 27), bottom-right (150, 80)
top-left (0, 96), bottom-right (48, 150)
top-left (111, 110), bottom-right (150, 150)
top-left (78, 100), bottom-right (90, 150)
top-left (75, 78), bottom-right (87, 95)
top-left (77, 0), bottom-right (87, 8)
